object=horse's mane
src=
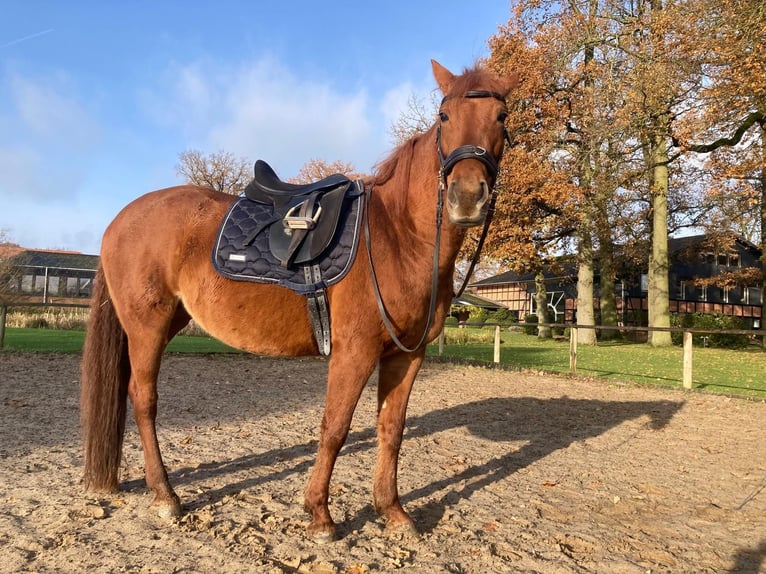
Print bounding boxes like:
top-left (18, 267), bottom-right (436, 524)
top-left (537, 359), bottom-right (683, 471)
top-left (369, 64), bottom-right (504, 217)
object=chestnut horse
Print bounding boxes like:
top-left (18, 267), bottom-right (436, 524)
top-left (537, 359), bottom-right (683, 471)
top-left (81, 60), bottom-right (517, 542)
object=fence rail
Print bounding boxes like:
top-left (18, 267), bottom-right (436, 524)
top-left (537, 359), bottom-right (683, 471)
top-left (436, 322), bottom-right (765, 390)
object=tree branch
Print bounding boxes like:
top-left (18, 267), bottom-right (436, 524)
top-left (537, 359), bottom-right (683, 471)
top-left (679, 110), bottom-right (765, 154)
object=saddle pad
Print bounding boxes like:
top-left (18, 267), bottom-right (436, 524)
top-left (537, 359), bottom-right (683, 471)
top-left (211, 193), bottom-right (364, 294)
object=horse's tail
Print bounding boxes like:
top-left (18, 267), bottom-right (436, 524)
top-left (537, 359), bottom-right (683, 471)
top-left (80, 265), bottom-right (130, 492)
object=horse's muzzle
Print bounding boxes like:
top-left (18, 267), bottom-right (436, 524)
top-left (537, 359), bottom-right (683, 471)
top-left (446, 179), bottom-right (490, 227)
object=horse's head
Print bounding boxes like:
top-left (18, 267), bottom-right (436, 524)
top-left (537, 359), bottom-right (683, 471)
top-left (432, 60), bottom-right (518, 227)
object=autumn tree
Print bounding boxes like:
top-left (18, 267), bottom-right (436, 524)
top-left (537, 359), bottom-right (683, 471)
top-left (486, 22), bottom-right (583, 337)
top-left (176, 149), bottom-right (251, 195)
top-left (673, 0), bottom-right (766, 328)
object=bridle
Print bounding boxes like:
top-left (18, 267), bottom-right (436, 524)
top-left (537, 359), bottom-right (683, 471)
top-left (436, 90), bottom-right (511, 186)
top-left (365, 89), bottom-right (511, 353)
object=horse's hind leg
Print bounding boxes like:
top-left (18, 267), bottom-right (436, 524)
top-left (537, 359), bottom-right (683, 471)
top-left (373, 350), bottom-right (424, 535)
top-left (124, 308), bottom-right (186, 518)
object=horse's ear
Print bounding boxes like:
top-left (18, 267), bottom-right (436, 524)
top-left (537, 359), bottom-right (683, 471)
top-left (431, 59), bottom-right (455, 95)
top-left (501, 72), bottom-right (520, 97)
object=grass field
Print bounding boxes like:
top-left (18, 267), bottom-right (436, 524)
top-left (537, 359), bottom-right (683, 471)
top-left (1, 327), bottom-right (240, 354)
top-left (428, 328), bottom-right (766, 397)
top-left (2, 326), bottom-right (764, 398)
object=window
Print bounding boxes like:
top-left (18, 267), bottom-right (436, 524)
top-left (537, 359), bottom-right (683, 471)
top-left (743, 286), bottom-right (762, 306)
top-left (717, 253), bottom-right (728, 266)
top-left (21, 275), bottom-right (34, 293)
top-left (66, 277), bottom-right (79, 296)
top-left (723, 285), bottom-right (742, 304)
top-left (48, 276), bottom-right (60, 295)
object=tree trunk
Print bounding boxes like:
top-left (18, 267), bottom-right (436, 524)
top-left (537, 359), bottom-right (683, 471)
top-left (535, 270), bottom-right (551, 339)
top-left (648, 134), bottom-right (673, 347)
top-left (598, 230), bottom-right (618, 340)
top-left (577, 223), bottom-right (598, 345)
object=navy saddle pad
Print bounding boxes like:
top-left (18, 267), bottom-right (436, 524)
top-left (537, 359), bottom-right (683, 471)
top-left (211, 184), bottom-right (365, 294)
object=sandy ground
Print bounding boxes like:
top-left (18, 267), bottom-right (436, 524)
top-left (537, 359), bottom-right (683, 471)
top-left (1, 352), bottom-right (765, 573)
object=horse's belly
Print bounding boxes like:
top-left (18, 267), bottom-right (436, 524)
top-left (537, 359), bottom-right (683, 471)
top-left (180, 278), bottom-right (319, 357)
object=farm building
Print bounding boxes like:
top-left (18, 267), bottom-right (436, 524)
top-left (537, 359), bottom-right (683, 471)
top-left (469, 234), bottom-right (764, 329)
top-left (0, 247), bottom-right (99, 306)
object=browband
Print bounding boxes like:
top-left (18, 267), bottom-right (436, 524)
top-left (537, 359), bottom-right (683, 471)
top-left (440, 90), bottom-right (507, 105)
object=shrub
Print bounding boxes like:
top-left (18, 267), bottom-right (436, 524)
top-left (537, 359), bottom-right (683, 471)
top-left (487, 308), bottom-right (516, 324)
top-left (522, 314), bottom-right (538, 336)
top-left (469, 306), bottom-right (489, 327)
top-left (670, 313), bottom-right (751, 348)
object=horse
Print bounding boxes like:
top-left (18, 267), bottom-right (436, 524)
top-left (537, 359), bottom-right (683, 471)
top-left (80, 60), bottom-right (518, 543)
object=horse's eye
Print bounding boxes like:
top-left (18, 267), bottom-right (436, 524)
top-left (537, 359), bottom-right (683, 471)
top-left (439, 111), bottom-right (449, 122)
top-left (497, 112), bottom-right (508, 123)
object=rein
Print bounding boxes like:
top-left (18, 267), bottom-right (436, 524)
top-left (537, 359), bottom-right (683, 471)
top-left (364, 89), bottom-right (509, 353)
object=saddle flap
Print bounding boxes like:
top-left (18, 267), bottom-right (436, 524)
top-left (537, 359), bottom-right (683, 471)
top-left (268, 183), bottom-right (349, 266)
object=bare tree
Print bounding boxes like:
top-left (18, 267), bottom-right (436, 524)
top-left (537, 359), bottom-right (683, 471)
top-left (388, 92), bottom-right (439, 146)
top-left (288, 158), bottom-right (361, 184)
top-left (176, 149), bottom-right (251, 195)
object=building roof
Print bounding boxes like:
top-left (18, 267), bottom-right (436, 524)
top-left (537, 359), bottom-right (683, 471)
top-left (472, 234), bottom-right (762, 288)
top-left (453, 291), bottom-right (506, 309)
top-left (469, 261), bottom-right (578, 287)
top-left (9, 249), bottom-right (99, 271)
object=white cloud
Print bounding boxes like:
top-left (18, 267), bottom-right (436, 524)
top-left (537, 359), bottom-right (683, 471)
top-left (147, 56), bottom-right (389, 176)
top-left (0, 71), bottom-right (99, 200)
top-left (9, 73), bottom-right (100, 147)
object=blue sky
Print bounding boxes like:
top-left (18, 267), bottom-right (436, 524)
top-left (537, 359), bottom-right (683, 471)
top-left (1, 1), bottom-right (511, 254)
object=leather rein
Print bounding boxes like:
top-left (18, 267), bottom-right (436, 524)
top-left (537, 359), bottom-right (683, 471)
top-left (364, 90), bottom-right (510, 353)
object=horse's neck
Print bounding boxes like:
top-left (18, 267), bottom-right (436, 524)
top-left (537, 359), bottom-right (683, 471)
top-left (371, 134), bottom-right (465, 278)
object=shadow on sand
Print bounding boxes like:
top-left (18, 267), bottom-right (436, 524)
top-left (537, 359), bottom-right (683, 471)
top-left (152, 394), bottom-right (682, 537)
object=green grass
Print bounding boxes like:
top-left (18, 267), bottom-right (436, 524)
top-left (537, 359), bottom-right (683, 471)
top-left (2, 326), bottom-right (764, 398)
top-left (428, 328), bottom-right (766, 397)
top-left (1, 327), bottom-right (239, 354)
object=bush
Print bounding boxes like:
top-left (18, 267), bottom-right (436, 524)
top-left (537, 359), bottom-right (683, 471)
top-left (487, 308), bottom-right (516, 324)
top-left (522, 314), bottom-right (538, 336)
top-left (469, 306), bottom-right (489, 327)
top-left (670, 313), bottom-right (751, 348)
top-left (444, 316), bottom-right (459, 326)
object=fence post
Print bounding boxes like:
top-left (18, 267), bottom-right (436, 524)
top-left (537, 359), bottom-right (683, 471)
top-left (494, 325), bottom-right (501, 364)
top-left (569, 326), bottom-right (578, 372)
top-left (0, 305), bottom-right (7, 349)
top-left (682, 331), bottom-right (693, 389)
top-left (438, 328), bottom-right (445, 356)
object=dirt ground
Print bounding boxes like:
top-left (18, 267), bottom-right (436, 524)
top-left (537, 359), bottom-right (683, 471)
top-left (1, 352), bottom-right (764, 573)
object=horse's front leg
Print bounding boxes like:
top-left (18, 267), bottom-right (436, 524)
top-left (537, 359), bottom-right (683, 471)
top-left (304, 350), bottom-right (377, 543)
top-left (373, 349), bottom-right (424, 535)
top-left (127, 341), bottom-right (181, 518)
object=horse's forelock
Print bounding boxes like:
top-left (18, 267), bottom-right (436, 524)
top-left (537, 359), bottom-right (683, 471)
top-left (446, 65), bottom-right (506, 99)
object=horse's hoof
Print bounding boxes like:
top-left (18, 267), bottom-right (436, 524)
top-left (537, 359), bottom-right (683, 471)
top-left (153, 498), bottom-right (182, 519)
top-left (385, 521), bottom-right (419, 539)
top-left (307, 524), bottom-right (336, 544)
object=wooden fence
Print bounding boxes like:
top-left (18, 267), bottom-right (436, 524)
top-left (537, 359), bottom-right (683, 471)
top-left (436, 322), bottom-right (765, 390)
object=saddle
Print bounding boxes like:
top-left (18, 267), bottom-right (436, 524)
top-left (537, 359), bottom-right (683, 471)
top-left (212, 160), bottom-right (365, 356)
top-left (243, 160), bottom-right (358, 268)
